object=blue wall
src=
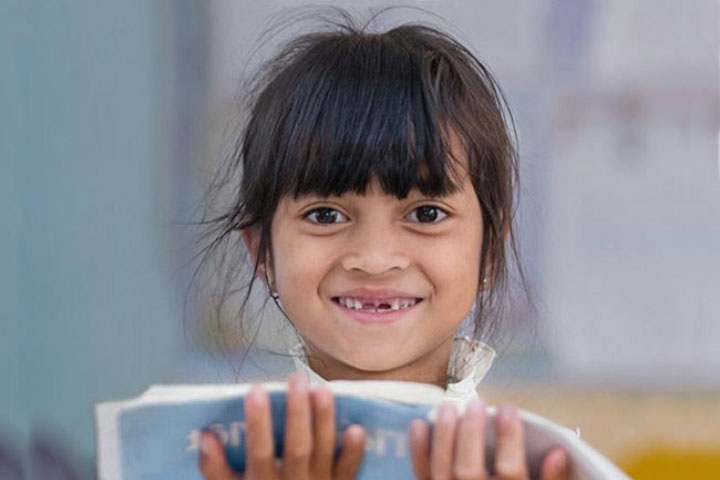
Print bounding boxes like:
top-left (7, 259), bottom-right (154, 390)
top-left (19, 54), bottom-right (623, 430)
top-left (1, 1), bottom-right (205, 477)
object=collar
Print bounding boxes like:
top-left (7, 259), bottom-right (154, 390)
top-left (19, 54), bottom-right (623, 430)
top-left (289, 336), bottom-right (496, 406)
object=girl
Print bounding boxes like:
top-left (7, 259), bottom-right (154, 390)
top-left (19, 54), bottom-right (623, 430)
top-left (194, 7), bottom-right (569, 480)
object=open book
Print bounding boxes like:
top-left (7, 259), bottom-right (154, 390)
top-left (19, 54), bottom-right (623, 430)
top-left (96, 381), bottom-right (631, 480)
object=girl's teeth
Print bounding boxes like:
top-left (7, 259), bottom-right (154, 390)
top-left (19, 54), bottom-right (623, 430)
top-left (337, 297), bottom-right (418, 312)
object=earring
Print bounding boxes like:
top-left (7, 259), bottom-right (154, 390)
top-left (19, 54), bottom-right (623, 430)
top-left (269, 281), bottom-right (280, 300)
top-left (482, 276), bottom-right (488, 285)
top-left (263, 266), bottom-right (279, 299)
top-left (268, 277), bottom-right (279, 300)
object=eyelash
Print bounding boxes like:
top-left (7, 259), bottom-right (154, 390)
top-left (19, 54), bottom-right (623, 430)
top-left (303, 205), bottom-right (450, 225)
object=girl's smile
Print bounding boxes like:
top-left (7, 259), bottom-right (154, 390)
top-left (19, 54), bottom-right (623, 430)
top-left (330, 287), bottom-right (425, 324)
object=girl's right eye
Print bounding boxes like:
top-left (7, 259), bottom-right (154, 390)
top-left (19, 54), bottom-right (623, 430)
top-left (303, 207), bottom-right (349, 225)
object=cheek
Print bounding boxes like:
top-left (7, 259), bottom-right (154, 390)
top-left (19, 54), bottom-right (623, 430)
top-left (272, 234), bottom-right (330, 305)
top-left (428, 232), bottom-right (482, 310)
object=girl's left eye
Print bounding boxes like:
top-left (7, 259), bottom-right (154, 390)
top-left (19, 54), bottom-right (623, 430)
top-left (304, 207), bottom-right (349, 225)
top-left (407, 205), bottom-right (449, 224)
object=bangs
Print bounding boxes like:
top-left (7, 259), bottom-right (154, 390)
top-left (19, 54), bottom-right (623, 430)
top-left (265, 35), bottom-right (466, 200)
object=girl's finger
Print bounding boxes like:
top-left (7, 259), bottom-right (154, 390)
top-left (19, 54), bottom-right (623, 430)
top-left (332, 425), bottom-right (366, 480)
top-left (494, 404), bottom-right (529, 480)
top-left (431, 403), bottom-right (459, 480)
top-left (309, 386), bottom-right (335, 477)
top-left (453, 398), bottom-right (488, 480)
top-left (198, 430), bottom-right (242, 480)
top-left (280, 374), bottom-right (312, 479)
top-left (244, 384), bottom-right (277, 479)
top-left (409, 419), bottom-right (430, 479)
top-left (540, 446), bottom-right (569, 480)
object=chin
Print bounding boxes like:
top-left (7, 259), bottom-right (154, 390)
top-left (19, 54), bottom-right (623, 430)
top-left (336, 345), bottom-right (412, 373)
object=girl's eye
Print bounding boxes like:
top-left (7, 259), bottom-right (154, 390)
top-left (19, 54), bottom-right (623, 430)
top-left (407, 205), bottom-right (449, 224)
top-left (303, 205), bottom-right (448, 225)
top-left (304, 207), bottom-right (348, 225)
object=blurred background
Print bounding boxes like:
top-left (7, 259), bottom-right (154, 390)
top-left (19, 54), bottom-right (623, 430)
top-left (2, 0), bottom-right (719, 478)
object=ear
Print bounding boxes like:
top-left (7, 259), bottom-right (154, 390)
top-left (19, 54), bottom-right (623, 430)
top-left (241, 227), bottom-right (270, 287)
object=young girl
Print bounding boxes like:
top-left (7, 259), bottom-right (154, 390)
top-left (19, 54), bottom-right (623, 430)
top-left (195, 8), bottom-right (569, 480)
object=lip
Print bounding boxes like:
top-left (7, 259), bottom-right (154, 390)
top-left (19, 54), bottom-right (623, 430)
top-left (330, 296), bottom-right (424, 325)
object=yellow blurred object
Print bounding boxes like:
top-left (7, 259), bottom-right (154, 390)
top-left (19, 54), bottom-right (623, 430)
top-left (621, 447), bottom-right (720, 480)
top-left (479, 386), bottom-right (720, 480)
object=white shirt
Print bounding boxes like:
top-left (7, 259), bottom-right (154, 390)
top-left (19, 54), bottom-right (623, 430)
top-left (289, 336), bottom-right (496, 407)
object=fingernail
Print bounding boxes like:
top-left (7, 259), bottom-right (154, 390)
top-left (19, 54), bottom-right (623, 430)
top-left (248, 384), bottom-right (266, 406)
top-left (466, 398), bottom-right (485, 415)
top-left (439, 403), bottom-right (457, 422)
top-left (314, 387), bottom-right (330, 407)
top-left (346, 424), bottom-right (364, 441)
top-left (557, 449), bottom-right (568, 472)
top-left (199, 431), bottom-right (211, 458)
top-left (499, 404), bottom-right (517, 425)
top-left (290, 373), bottom-right (308, 392)
top-left (410, 418), bottom-right (427, 438)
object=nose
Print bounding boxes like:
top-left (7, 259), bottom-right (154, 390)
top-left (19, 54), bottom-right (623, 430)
top-left (340, 219), bottom-right (411, 276)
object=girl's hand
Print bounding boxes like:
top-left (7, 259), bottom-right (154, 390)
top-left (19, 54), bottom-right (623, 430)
top-left (410, 399), bottom-right (569, 480)
top-left (197, 373), bottom-right (366, 480)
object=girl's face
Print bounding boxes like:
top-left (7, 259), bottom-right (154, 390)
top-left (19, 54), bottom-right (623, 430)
top-left (249, 138), bottom-right (484, 387)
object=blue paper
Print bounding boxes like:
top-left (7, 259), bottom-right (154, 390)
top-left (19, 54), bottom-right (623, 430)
top-left (117, 391), bottom-right (433, 479)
